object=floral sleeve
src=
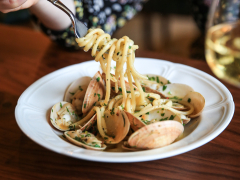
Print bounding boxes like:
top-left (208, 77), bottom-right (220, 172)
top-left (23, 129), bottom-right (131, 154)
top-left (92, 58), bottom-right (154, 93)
top-left (33, 0), bottom-right (147, 50)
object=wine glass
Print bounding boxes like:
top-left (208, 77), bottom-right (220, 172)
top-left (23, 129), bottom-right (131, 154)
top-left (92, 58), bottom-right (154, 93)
top-left (205, 0), bottom-right (240, 87)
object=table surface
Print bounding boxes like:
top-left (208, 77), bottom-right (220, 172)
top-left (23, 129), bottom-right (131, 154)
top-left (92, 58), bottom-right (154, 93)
top-left (0, 24), bottom-right (239, 180)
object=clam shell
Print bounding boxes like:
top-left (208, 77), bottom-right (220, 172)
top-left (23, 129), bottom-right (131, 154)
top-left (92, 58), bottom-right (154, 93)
top-left (64, 131), bottom-right (106, 151)
top-left (182, 91), bottom-right (205, 118)
top-left (82, 71), bottom-right (105, 114)
top-left (64, 76), bottom-right (91, 102)
top-left (128, 121), bottom-right (184, 149)
top-left (50, 101), bottom-right (78, 131)
top-left (157, 83), bottom-right (194, 99)
top-left (124, 111), bottom-right (146, 131)
top-left (104, 108), bottom-right (130, 144)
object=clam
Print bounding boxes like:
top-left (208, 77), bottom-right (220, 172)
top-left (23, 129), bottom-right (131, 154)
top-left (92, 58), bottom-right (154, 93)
top-left (138, 108), bottom-right (182, 125)
top-left (127, 121), bottom-right (184, 149)
top-left (124, 111), bottom-right (146, 131)
top-left (181, 91), bottom-right (205, 118)
top-left (64, 130), bottom-right (106, 151)
top-left (139, 74), bottom-right (169, 98)
top-left (103, 108), bottom-right (130, 144)
top-left (82, 71), bottom-right (105, 114)
top-left (157, 83), bottom-right (194, 99)
top-left (50, 101), bottom-right (80, 131)
top-left (172, 102), bottom-right (188, 111)
top-left (64, 76), bottom-right (91, 103)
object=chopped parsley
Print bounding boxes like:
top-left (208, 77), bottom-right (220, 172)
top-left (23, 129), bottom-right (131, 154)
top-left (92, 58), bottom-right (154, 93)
top-left (69, 92), bottom-right (75, 95)
top-left (142, 87), bottom-right (146, 92)
top-left (162, 85), bottom-right (167, 91)
top-left (84, 104), bottom-right (86, 108)
top-left (60, 102), bottom-right (63, 108)
top-left (146, 112), bottom-right (149, 115)
top-left (129, 46), bottom-right (132, 49)
top-left (112, 87), bottom-right (115, 91)
top-left (169, 96), bottom-right (182, 101)
top-left (97, 93), bottom-right (101, 101)
top-left (168, 91), bottom-right (172, 95)
top-left (161, 113), bottom-right (165, 116)
top-left (169, 115), bottom-right (176, 120)
top-left (147, 76), bottom-right (155, 81)
top-left (188, 98), bottom-right (191, 103)
top-left (168, 80), bottom-right (171, 84)
top-left (118, 87), bottom-right (122, 92)
top-left (160, 117), bottom-right (168, 121)
top-left (156, 76), bottom-right (160, 83)
top-left (110, 108), bottom-right (115, 115)
top-left (117, 52), bottom-right (120, 55)
top-left (94, 93), bottom-right (96, 97)
top-left (127, 91), bottom-right (131, 93)
top-left (96, 77), bottom-right (100, 82)
top-left (51, 109), bottom-right (53, 112)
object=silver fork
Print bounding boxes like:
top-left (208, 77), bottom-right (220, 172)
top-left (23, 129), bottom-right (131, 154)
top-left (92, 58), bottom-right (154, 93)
top-left (47, 0), bottom-right (88, 38)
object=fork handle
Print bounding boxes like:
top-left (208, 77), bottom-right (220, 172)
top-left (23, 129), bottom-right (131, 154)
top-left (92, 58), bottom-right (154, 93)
top-left (47, 0), bottom-right (77, 34)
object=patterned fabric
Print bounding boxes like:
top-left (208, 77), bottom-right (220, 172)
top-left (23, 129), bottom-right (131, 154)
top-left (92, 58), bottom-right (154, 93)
top-left (34, 0), bottom-right (147, 49)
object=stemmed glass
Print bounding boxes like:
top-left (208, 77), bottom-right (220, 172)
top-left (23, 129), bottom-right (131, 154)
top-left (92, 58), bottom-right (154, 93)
top-left (205, 0), bottom-right (240, 87)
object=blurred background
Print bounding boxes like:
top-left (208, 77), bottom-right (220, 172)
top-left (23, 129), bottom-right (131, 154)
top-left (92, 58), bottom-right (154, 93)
top-left (0, 0), bottom-right (204, 60)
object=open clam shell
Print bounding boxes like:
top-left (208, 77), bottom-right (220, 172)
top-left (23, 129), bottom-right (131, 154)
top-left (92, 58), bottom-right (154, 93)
top-left (103, 108), bottom-right (130, 144)
top-left (50, 101), bottom-right (79, 131)
top-left (182, 91), bottom-right (205, 118)
top-left (64, 76), bottom-right (91, 103)
top-left (140, 108), bottom-right (182, 125)
top-left (128, 121), bottom-right (184, 149)
top-left (82, 71), bottom-right (105, 114)
top-left (157, 83), bottom-right (194, 99)
top-left (124, 111), bottom-right (146, 131)
top-left (64, 131), bottom-right (107, 151)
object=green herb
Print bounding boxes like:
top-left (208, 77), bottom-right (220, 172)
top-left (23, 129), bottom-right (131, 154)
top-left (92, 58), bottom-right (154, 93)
top-left (169, 115), bottom-right (176, 120)
top-left (162, 85), bottom-right (167, 91)
top-left (50, 118), bottom-right (53, 121)
top-left (94, 144), bottom-right (101, 148)
top-left (69, 92), bottom-right (75, 95)
top-left (127, 91), bottom-right (131, 93)
top-left (156, 76), bottom-right (160, 83)
top-left (110, 108), bottom-right (115, 115)
top-left (169, 96), bottom-right (182, 101)
top-left (118, 87), bottom-right (122, 92)
top-left (66, 107), bottom-right (70, 113)
top-left (103, 103), bottom-right (107, 106)
top-left (62, 135), bottom-right (66, 138)
top-left (60, 102), bottom-right (63, 108)
top-left (162, 108), bottom-right (164, 110)
top-left (85, 134), bottom-right (91, 137)
top-left (110, 74), bottom-right (113, 77)
top-left (121, 113), bottom-right (126, 127)
top-left (146, 112), bottom-right (149, 115)
top-left (114, 66), bottom-right (116, 69)
top-left (117, 52), bottom-right (120, 55)
top-left (51, 109), bottom-right (53, 112)
top-left (84, 104), bottom-right (86, 108)
top-left (148, 76), bottom-right (155, 81)
top-left (183, 124), bottom-right (185, 126)
top-left (188, 98), bottom-right (191, 103)
top-left (142, 87), bottom-right (146, 92)
top-left (157, 111), bottom-right (159, 113)
top-left (161, 113), bottom-right (165, 116)
top-left (96, 77), bottom-right (100, 82)
top-left (112, 87), bottom-right (115, 91)
top-left (168, 80), bottom-right (171, 84)
top-left (94, 93), bottom-right (96, 97)
top-left (93, 102), bottom-right (96, 106)
top-left (129, 46), bottom-right (131, 49)
top-left (121, 104), bottom-right (124, 109)
top-left (168, 91), bottom-right (172, 95)
top-left (104, 137), bottom-right (108, 140)
top-left (74, 136), bottom-right (81, 142)
top-left (97, 94), bottom-right (101, 101)
top-left (134, 88), bottom-right (136, 90)
top-left (79, 86), bottom-right (83, 91)
top-left (160, 117), bottom-right (168, 121)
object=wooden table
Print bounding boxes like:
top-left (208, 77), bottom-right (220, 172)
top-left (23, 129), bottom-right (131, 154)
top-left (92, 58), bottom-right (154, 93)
top-left (0, 24), bottom-right (239, 180)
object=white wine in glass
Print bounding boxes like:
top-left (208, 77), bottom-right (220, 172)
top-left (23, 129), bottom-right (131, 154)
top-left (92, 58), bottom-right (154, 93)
top-left (205, 0), bottom-right (240, 87)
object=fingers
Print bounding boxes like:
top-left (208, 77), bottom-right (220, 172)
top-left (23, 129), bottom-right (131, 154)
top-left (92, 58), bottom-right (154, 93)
top-left (0, 0), bottom-right (39, 13)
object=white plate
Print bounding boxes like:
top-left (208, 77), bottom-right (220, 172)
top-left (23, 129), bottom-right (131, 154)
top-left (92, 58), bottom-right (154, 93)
top-left (15, 58), bottom-right (235, 163)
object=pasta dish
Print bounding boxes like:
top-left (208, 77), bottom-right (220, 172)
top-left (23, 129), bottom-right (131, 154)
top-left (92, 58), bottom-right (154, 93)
top-left (50, 29), bottom-right (205, 151)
